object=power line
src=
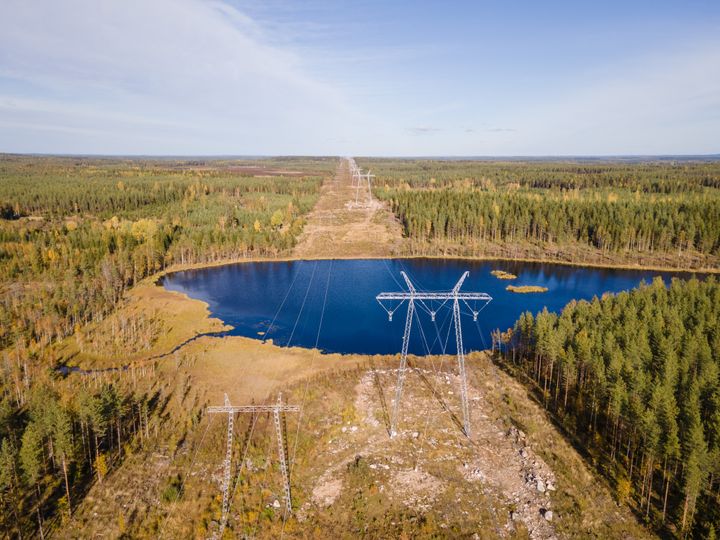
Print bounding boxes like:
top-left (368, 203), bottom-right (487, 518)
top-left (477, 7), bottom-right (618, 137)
top-left (263, 262), bottom-right (304, 344)
top-left (346, 158), bottom-right (375, 207)
top-left (158, 415), bottom-right (215, 539)
top-left (286, 261), bottom-right (318, 347)
top-left (206, 393), bottom-right (300, 539)
top-left (376, 271), bottom-right (492, 437)
top-left (281, 260), bottom-right (333, 537)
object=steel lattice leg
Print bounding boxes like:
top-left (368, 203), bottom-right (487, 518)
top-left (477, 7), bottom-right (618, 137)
top-left (273, 395), bottom-right (292, 515)
top-left (217, 394), bottom-right (234, 540)
top-left (453, 300), bottom-right (471, 437)
top-left (207, 395), bottom-right (301, 539)
top-left (390, 300), bottom-right (414, 437)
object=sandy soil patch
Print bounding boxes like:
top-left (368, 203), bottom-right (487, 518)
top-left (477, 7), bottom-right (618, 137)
top-left (311, 475), bottom-right (344, 508)
top-left (176, 335), bottom-right (363, 404)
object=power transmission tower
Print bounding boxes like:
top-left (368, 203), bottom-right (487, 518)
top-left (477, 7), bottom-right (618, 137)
top-left (345, 157), bottom-right (374, 206)
top-left (376, 272), bottom-right (492, 438)
top-left (346, 157), bottom-right (360, 188)
top-left (207, 393), bottom-right (300, 539)
top-left (354, 169), bottom-right (375, 205)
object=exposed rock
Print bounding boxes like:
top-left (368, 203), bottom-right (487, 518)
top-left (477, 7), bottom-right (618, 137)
top-left (389, 468), bottom-right (444, 509)
top-left (311, 476), bottom-right (343, 507)
top-left (347, 368), bottom-right (559, 540)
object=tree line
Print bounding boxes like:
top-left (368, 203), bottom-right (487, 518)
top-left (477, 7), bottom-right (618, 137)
top-left (0, 156), bottom-right (330, 534)
top-left (493, 277), bottom-right (720, 537)
top-left (362, 159), bottom-right (720, 267)
top-left (361, 158), bottom-right (720, 193)
top-left (0, 157), bottom-right (324, 353)
top-left (381, 189), bottom-right (720, 255)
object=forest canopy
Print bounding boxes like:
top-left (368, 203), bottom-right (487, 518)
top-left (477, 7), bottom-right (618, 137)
top-left (495, 277), bottom-right (720, 537)
top-left (363, 159), bottom-right (720, 268)
top-left (0, 156), bottom-right (332, 536)
top-left (2, 155), bottom-right (719, 537)
top-left (0, 156), bottom-right (331, 352)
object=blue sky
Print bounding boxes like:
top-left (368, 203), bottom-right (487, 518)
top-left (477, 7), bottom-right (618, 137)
top-left (0, 0), bottom-right (718, 156)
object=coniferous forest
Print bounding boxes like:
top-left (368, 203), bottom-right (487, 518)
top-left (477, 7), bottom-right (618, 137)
top-left (0, 156), bottom-right (329, 351)
top-left (0, 155), bottom-right (332, 536)
top-left (494, 277), bottom-right (720, 537)
top-left (3, 0), bottom-right (720, 535)
top-left (367, 159), bottom-right (720, 269)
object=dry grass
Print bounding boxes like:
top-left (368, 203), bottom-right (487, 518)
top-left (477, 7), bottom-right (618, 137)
top-left (506, 285), bottom-right (549, 294)
top-left (63, 350), bottom-right (653, 538)
top-left (54, 281), bottom-right (230, 370)
top-left (176, 335), bottom-right (364, 405)
top-left (491, 270), bottom-right (518, 280)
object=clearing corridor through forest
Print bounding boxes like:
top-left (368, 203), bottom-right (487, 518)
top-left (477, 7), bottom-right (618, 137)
top-left (293, 158), bottom-right (403, 258)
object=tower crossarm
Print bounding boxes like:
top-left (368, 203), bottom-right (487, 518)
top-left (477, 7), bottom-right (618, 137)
top-left (376, 292), bottom-right (492, 301)
top-left (452, 271), bottom-right (469, 293)
top-left (207, 404), bottom-right (300, 414)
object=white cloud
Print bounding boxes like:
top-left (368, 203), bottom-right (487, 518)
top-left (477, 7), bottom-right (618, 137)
top-left (0, 0), bottom-right (358, 154)
top-left (0, 1), bottom-right (717, 156)
top-left (499, 42), bottom-right (720, 155)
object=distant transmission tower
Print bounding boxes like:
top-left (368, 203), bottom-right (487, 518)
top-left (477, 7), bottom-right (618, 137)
top-left (354, 169), bottom-right (375, 205)
top-left (207, 393), bottom-right (299, 539)
top-left (347, 158), bottom-right (360, 187)
top-left (345, 157), bottom-right (374, 206)
top-left (376, 272), bottom-right (492, 437)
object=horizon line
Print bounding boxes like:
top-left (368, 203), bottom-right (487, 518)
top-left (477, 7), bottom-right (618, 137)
top-left (2, 152), bottom-right (720, 162)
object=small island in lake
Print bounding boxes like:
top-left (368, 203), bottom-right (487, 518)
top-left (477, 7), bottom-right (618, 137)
top-left (491, 270), bottom-right (517, 280)
top-left (506, 284), bottom-right (549, 293)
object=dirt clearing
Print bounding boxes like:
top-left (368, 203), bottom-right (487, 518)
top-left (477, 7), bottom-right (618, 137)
top-left (293, 159), bottom-right (404, 258)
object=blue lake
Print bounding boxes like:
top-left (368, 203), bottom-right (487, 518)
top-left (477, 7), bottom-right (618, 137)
top-left (161, 258), bottom-right (697, 356)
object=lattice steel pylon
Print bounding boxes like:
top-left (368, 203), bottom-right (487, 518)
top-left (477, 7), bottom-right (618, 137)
top-left (354, 169), bottom-right (375, 205)
top-left (347, 158), bottom-right (360, 187)
top-left (207, 393), bottom-right (300, 539)
top-left (376, 271), bottom-right (492, 438)
top-left (345, 157), bottom-right (374, 205)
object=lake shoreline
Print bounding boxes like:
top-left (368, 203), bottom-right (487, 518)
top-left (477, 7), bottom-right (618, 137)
top-left (150, 251), bottom-right (718, 285)
top-left (82, 251), bottom-right (714, 372)
top-left (160, 257), bottom-right (704, 357)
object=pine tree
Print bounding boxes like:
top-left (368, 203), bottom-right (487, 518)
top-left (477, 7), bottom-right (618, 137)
top-left (680, 385), bottom-right (708, 532)
top-left (50, 403), bottom-right (74, 516)
top-left (20, 421), bottom-right (43, 488)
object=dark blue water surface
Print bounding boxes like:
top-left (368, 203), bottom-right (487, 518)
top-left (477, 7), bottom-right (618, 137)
top-left (161, 259), bottom-right (697, 356)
